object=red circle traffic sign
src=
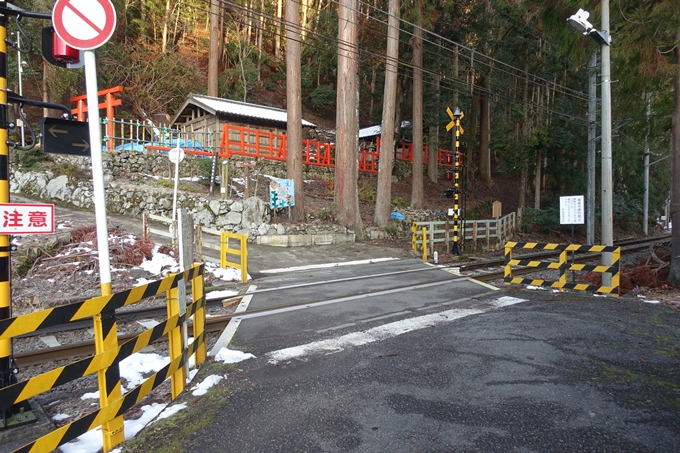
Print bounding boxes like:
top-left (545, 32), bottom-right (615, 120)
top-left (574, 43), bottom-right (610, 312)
top-left (52, 0), bottom-right (116, 50)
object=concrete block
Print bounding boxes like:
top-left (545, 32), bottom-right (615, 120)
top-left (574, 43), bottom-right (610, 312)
top-left (257, 235), bottom-right (289, 247)
top-left (288, 235), bottom-right (313, 247)
top-left (312, 233), bottom-right (334, 245)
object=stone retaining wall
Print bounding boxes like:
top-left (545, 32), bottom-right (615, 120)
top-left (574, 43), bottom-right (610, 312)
top-left (9, 164), bottom-right (352, 243)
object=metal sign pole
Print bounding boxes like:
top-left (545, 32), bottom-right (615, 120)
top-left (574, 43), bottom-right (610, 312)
top-left (85, 49), bottom-right (124, 448)
top-left (84, 50), bottom-right (112, 295)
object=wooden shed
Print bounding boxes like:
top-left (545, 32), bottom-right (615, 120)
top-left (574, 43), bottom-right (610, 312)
top-left (170, 94), bottom-right (316, 152)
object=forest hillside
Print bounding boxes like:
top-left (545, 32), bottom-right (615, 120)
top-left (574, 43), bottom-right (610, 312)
top-left (5, 0), bottom-right (679, 238)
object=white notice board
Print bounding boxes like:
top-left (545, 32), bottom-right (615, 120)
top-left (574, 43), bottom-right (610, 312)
top-left (560, 195), bottom-right (584, 225)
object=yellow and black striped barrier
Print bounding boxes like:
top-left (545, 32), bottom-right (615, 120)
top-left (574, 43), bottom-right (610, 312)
top-left (411, 224), bottom-right (428, 261)
top-left (15, 332), bottom-right (205, 453)
top-left (1, 264), bottom-right (206, 453)
top-left (504, 242), bottom-right (620, 296)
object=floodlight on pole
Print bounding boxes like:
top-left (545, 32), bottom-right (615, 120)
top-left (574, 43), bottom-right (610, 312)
top-left (566, 9), bottom-right (593, 34)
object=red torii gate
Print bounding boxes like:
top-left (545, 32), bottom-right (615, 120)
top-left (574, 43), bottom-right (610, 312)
top-left (70, 85), bottom-right (123, 151)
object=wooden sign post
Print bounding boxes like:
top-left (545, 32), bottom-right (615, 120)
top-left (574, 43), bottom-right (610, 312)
top-left (236, 161), bottom-right (256, 199)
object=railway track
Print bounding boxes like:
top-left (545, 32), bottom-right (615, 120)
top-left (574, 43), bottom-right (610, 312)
top-left (459, 233), bottom-right (669, 272)
top-left (12, 234), bottom-right (668, 369)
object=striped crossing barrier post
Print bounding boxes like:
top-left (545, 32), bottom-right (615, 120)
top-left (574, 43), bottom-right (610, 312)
top-left (0, 7), bottom-right (11, 425)
top-left (446, 107), bottom-right (464, 255)
top-left (166, 284), bottom-right (187, 399)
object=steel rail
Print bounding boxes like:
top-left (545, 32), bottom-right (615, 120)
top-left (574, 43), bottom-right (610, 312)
top-left (14, 271), bottom-right (464, 368)
top-left (13, 235), bottom-right (665, 368)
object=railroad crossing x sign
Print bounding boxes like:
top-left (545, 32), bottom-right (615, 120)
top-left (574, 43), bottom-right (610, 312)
top-left (40, 118), bottom-right (91, 157)
top-left (445, 107), bottom-right (464, 134)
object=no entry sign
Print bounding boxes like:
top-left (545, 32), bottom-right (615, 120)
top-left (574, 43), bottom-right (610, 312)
top-left (52, 0), bottom-right (116, 50)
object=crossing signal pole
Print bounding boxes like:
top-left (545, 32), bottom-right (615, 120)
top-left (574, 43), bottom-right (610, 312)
top-left (0, 1), bottom-right (78, 430)
top-left (0, 6), bottom-right (13, 427)
top-left (446, 107), bottom-right (464, 255)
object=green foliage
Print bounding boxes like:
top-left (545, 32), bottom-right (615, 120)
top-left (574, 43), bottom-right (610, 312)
top-left (97, 44), bottom-right (203, 115)
top-left (14, 149), bottom-right (45, 169)
top-left (271, 70), bottom-right (287, 83)
top-left (308, 204), bottom-right (336, 221)
top-left (190, 157), bottom-right (217, 183)
top-left (157, 179), bottom-right (173, 189)
top-left (59, 163), bottom-right (90, 180)
top-left (391, 196), bottom-right (410, 208)
top-left (613, 192), bottom-right (643, 231)
top-left (220, 57), bottom-right (259, 102)
top-left (301, 66), bottom-right (315, 90)
top-left (358, 183), bottom-right (376, 204)
top-left (308, 86), bottom-right (336, 108)
top-left (466, 199), bottom-right (493, 220)
top-left (521, 207), bottom-right (560, 234)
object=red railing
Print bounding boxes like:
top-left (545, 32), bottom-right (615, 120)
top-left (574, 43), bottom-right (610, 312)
top-left (217, 123), bottom-right (454, 174)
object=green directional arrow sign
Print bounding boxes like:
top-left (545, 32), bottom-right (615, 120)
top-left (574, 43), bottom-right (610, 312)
top-left (40, 118), bottom-right (91, 157)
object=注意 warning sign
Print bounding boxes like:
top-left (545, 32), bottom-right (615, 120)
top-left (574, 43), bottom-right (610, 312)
top-left (0, 204), bottom-right (55, 234)
top-left (52, 0), bottom-right (117, 50)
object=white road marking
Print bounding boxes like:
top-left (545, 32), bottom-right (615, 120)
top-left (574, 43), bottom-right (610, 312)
top-left (209, 284), bottom-right (257, 357)
top-left (260, 257), bottom-right (399, 274)
top-left (267, 308), bottom-right (485, 364)
top-left (267, 296), bottom-right (528, 364)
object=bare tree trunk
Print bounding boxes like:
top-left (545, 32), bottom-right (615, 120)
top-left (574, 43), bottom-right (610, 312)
top-left (286, 0), bottom-right (305, 221)
top-left (275, 0), bottom-right (283, 59)
top-left (374, 0), bottom-right (400, 226)
top-left (428, 71), bottom-right (440, 183)
top-left (369, 67), bottom-right (376, 117)
top-left (534, 151), bottom-right (542, 209)
top-left (517, 49), bottom-right (531, 226)
top-left (207, 0), bottom-right (221, 97)
top-left (668, 29), bottom-right (680, 284)
top-left (161, 0), bottom-right (172, 53)
top-left (479, 75), bottom-right (491, 187)
top-left (410, 0), bottom-right (424, 209)
top-left (257, 0), bottom-right (264, 82)
top-left (335, 0), bottom-right (363, 235)
top-left (301, 0), bottom-right (309, 41)
top-left (246, 0), bottom-right (254, 44)
top-left (466, 91), bottom-right (479, 178)
top-left (518, 163), bottom-right (528, 226)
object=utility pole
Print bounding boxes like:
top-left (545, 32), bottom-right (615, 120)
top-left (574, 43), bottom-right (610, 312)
top-left (587, 53), bottom-right (597, 245)
top-left (600, 0), bottom-right (613, 286)
top-left (643, 91), bottom-right (651, 235)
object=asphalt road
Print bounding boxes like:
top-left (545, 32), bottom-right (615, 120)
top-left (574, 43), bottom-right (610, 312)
top-left (122, 278), bottom-right (680, 452)
top-left (11, 196), bottom-right (680, 452)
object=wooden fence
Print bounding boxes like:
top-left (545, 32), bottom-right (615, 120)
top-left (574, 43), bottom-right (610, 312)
top-left (412, 212), bottom-right (517, 256)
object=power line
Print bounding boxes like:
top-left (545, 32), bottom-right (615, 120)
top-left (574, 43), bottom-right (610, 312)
top-left (173, 0), bottom-right (590, 125)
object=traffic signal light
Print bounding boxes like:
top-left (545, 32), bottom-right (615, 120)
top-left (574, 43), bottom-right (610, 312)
top-left (41, 27), bottom-right (83, 68)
